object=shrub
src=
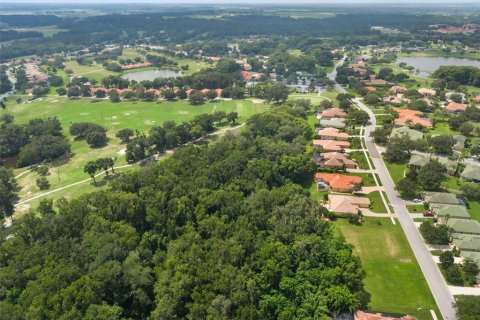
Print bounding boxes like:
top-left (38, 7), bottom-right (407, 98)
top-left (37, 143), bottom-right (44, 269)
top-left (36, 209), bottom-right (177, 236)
top-left (36, 176), bottom-right (50, 190)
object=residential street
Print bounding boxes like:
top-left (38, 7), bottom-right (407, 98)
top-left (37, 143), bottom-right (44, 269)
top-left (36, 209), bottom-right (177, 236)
top-left (328, 61), bottom-right (457, 320)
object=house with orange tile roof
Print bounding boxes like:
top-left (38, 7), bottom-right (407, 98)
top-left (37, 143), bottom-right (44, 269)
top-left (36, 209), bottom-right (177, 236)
top-left (355, 310), bottom-right (416, 320)
top-left (241, 71), bottom-right (263, 81)
top-left (316, 127), bottom-right (349, 140)
top-left (315, 173), bottom-right (362, 193)
top-left (393, 107), bottom-right (432, 127)
top-left (317, 107), bottom-right (346, 119)
top-left (185, 89), bottom-right (194, 96)
top-left (314, 152), bottom-right (357, 170)
top-left (418, 88), bottom-right (436, 97)
top-left (328, 194), bottom-right (370, 214)
top-left (365, 86), bottom-right (377, 92)
top-left (121, 61), bottom-right (153, 70)
top-left (445, 101), bottom-right (467, 112)
top-left (473, 95), bottom-right (480, 104)
top-left (313, 140), bottom-right (350, 152)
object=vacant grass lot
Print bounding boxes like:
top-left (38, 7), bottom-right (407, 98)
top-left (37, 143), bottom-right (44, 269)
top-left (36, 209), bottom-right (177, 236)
top-left (384, 159), bottom-right (407, 185)
top-left (336, 218), bottom-right (441, 320)
top-left (5, 96), bottom-right (269, 214)
top-left (350, 151), bottom-right (369, 169)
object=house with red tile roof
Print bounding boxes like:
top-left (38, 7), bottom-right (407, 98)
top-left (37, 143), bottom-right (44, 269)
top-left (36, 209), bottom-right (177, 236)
top-left (121, 61), bottom-right (153, 70)
top-left (393, 107), bottom-right (432, 127)
top-left (316, 127), bottom-right (349, 140)
top-left (185, 89), bottom-right (194, 96)
top-left (318, 107), bottom-right (346, 119)
top-left (473, 95), bottom-right (480, 104)
top-left (365, 86), bottom-right (377, 92)
top-left (314, 152), bottom-right (357, 170)
top-left (315, 173), bottom-right (362, 193)
top-left (445, 101), bottom-right (467, 112)
top-left (313, 140), bottom-right (350, 152)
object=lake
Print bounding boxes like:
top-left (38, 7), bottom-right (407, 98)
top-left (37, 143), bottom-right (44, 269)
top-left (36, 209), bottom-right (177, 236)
top-left (396, 56), bottom-right (479, 78)
top-left (121, 68), bottom-right (182, 82)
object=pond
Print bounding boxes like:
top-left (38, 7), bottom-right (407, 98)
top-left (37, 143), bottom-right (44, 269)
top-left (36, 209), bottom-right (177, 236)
top-left (121, 68), bottom-right (182, 82)
top-left (396, 56), bottom-right (479, 78)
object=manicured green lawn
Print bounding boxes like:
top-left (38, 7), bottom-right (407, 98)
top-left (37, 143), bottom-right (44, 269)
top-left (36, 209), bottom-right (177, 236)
top-left (350, 151), bottom-right (370, 169)
top-left (63, 61), bottom-right (115, 82)
top-left (366, 191), bottom-right (388, 213)
top-left (407, 204), bottom-right (426, 213)
top-left (5, 96), bottom-right (269, 215)
top-left (5, 96), bottom-right (267, 134)
top-left (335, 218), bottom-right (441, 320)
top-left (467, 200), bottom-right (480, 223)
top-left (384, 159), bottom-right (407, 185)
top-left (428, 122), bottom-right (459, 136)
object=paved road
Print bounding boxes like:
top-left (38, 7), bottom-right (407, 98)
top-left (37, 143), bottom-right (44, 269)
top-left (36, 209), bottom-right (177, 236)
top-left (328, 59), bottom-right (457, 320)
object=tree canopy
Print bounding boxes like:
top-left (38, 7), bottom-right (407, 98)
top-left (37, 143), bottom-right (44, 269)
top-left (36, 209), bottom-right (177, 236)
top-left (0, 109), bottom-right (368, 319)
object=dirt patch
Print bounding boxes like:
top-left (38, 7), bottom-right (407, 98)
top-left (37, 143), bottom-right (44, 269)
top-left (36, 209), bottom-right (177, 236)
top-left (144, 120), bottom-right (156, 125)
top-left (79, 112), bottom-right (90, 116)
top-left (178, 110), bottom-right (189, 115)
top-left (250, 98), bottom-right (265, 104)
top-left (385, 233), bottom-right (400, 258)
top-left (399, 259), bottom-right (412, 263)
top-left (118, 148), bottom-right (126, 155)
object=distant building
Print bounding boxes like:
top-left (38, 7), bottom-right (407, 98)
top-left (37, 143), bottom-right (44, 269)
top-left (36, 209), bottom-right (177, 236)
top-left (461, 164), bottom-right (480, 183)
top-left (328, 195), bottom-right (370, 214)
top-left (390, 126), bottom-right (424, 141)
top-left (315, 173), bottom-right (362, 193)
top-left (354, 310), bottom-right (416, 320)
top-left (314, 152), bottom-right (357, 170)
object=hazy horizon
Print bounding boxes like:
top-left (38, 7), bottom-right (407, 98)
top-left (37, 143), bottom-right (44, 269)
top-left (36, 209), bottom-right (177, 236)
top-left (3, 0), bottom-right (480, 4)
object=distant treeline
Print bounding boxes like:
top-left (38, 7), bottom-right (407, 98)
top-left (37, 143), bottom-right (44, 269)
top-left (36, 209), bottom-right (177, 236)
top-left (0, 12), bottom-right (473, 61)
top-left (0, 14), bottom-right (63, 27)
top-left (0, 30), bottom-right (43, 42)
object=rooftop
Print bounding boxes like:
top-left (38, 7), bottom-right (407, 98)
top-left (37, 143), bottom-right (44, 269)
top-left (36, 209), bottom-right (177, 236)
top-left (393, 108), bottom-right (432, 128)
top-left (390, 126), bottom-right (423, 141)
top-left (453, 234), bottom-right (480, 252)
top-left (315, 173), bottom-right (362, 191)
top-left (316, 127), bottom-right (349, 140)
top-left (328, 194), bottom-right (370, 214)
top-left (446, 219), bottom-right (480, 235)
top-left (313, 140), bottom-right (350, 152)
top-left (461, 164), bottom-right (480, 182)
top-left (423, 192), bottom-right (463, 206)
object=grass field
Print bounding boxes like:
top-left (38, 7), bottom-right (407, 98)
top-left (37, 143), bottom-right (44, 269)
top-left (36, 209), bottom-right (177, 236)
top-left (63, 61), bottom-right (115, 82)
top-left (335, 218), bottom-right (441, 319)
top-left (384, 159), bottom-right (407, 185)
top-left (13, 26), bottom-right (69, 37)
top-left (4, 96), bottom-right (269, 215)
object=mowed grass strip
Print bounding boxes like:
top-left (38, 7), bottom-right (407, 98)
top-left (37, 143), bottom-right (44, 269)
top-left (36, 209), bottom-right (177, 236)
top-left (335, 218), bottom-right (441, 320)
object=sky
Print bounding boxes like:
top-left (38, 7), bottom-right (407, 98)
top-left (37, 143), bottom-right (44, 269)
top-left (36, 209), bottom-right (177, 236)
top-left (4, 0), bottom-right (480, 3)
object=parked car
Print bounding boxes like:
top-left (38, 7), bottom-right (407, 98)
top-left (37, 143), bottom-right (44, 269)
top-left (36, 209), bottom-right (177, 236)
top-left (413, 198), bottom-right (422, 203)
top-left (423, 211), bottom-right (435, 217)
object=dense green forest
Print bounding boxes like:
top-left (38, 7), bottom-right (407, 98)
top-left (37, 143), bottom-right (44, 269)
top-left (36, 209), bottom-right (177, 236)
top-left (0, 109), bottom-right (368, 319)
top-left (1, 11), bottom-right (477, 60)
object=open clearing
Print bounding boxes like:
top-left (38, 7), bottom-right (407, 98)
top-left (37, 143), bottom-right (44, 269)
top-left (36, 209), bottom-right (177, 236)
top-left (5, 96), bottom-right (269, 214)
top-left (335, 218), bottom-right (441, 320)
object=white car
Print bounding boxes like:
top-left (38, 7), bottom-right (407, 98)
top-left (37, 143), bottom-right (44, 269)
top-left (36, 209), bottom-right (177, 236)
top-left (412, 198), bottom-right (422, 203)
